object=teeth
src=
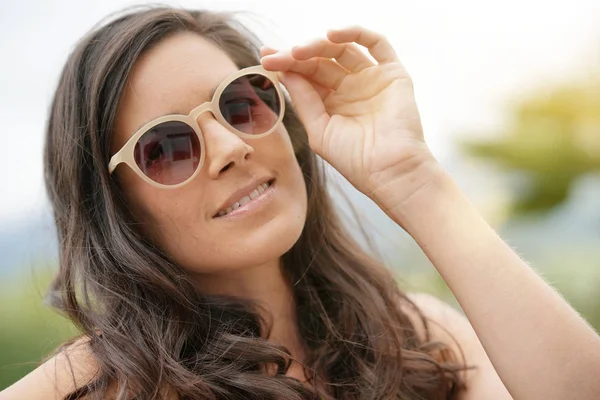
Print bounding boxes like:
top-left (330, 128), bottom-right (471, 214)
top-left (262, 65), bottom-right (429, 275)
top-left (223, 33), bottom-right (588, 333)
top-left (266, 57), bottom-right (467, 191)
top-left (239, 196), bottom-right (251, 206)
top-left (217, 181), bottom-right (271, 217)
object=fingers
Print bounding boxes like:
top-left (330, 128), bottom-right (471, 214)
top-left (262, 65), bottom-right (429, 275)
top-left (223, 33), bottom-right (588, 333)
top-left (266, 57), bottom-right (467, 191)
top-left (261, 46), bottom-right (333, 100)
top-left (261, 50), bottom-right (347, 91)
top-left (277, 71), bottom-right (329, 150)
top-left (261, 25), bottom-right (397, 75)
top-left (305, 79), bottom-right (333, 101)
top-left (291, 40), bottom-right (373, 73)
top-left (260, 46), bottom-right (278, 58)
top-left (260, 26), bottom-right (399, 96)
top-left (327, 25), bottom-right (399, 64)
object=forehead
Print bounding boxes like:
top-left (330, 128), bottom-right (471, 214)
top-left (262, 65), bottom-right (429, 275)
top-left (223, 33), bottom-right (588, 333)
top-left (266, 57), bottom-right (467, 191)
top-left (113, 32), bottom-right (239, 148)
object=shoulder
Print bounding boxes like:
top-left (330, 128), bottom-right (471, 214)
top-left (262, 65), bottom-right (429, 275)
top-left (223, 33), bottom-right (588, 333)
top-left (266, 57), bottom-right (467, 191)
top-left (0, 336), bottom-right (101, 400)
top-left (403, 292), bottom-right (472, 345)
top-left (400, 292), bottom-right (472, 366)
top-left (0, 336), bottom-right (181, 400)
top-left (402, 292), bottom-right (513, 400)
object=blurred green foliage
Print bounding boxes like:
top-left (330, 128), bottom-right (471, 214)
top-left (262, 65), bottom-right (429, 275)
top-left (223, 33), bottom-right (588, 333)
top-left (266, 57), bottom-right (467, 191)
top-left (0, 269), bottom-right (78, 390)
top-left (460, 79), bottom-right (600, 216)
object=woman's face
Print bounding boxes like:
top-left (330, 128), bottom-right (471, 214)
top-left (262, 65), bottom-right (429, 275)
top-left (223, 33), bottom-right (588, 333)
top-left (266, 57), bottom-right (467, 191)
top-left (112, 32), bottom-right (308, 275)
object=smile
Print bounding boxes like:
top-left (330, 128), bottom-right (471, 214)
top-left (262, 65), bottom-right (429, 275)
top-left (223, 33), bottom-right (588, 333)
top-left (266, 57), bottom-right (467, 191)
top-left (215, 179), bottom-right (274, 217)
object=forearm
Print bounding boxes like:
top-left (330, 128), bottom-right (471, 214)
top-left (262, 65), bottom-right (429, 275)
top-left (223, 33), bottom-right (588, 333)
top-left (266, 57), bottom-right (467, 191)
top-left (377, 163), bottom-right (600, 400)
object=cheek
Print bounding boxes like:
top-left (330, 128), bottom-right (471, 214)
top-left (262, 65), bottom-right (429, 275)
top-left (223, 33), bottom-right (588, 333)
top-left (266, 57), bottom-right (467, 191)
top-left (123, 184), bottom-right (207, 249)
top-left (150, 194), bottom-right (207, 236)
top-left (263, 127), bottom-right (307, 209)
top-left (139, 195), bottom-right (216, 270)
top-left (279, 133), bottom-right (307, 201)
top-left (263, 126), bottom-right (301, 172)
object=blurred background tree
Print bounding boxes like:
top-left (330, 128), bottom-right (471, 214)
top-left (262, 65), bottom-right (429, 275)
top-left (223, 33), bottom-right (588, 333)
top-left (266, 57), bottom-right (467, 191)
top-left (459, 78), bottom-right (600, 216)
top-left (0, 268), bottom-right (78, 389)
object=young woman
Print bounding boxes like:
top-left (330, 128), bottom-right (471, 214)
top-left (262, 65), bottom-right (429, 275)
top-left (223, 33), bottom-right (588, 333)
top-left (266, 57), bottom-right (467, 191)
top-left (2, 5), bottom-right (599, 400)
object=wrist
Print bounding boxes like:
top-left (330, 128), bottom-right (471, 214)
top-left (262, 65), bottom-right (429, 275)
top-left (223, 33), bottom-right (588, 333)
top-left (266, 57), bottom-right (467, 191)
top-left (370, 158), bottom-right (459, 231)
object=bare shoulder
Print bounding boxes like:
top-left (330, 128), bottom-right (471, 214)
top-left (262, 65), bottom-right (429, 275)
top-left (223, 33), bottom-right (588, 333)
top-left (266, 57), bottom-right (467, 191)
top-left (403, 292), bottom-right (473, 345)
top-left (0, 336), bottom-right (100, 400)
top-left (0, 336), bottom-right (181, 400)
top-left (402, 292), bottom-right (513, 400)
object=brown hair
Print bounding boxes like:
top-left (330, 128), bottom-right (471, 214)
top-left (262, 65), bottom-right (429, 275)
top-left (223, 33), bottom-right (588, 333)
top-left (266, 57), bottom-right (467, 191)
top-left (43, 5), bottom-right (466, 399)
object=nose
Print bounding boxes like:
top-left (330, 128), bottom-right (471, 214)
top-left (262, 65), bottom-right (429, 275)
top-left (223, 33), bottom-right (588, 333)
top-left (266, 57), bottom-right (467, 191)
top-left (198, 114), bottom-right (254, 179)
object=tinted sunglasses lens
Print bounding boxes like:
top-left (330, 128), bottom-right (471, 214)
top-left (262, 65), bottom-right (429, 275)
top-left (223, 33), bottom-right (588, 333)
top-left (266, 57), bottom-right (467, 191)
top-left (133, 121), bottom-right (201, 185)
top-left (219, 74), bottom-right (281, 135)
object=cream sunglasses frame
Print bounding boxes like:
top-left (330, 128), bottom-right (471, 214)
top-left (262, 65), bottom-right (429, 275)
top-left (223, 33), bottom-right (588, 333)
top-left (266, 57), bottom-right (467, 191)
top-left (108, 65), bottom-right (285, 189)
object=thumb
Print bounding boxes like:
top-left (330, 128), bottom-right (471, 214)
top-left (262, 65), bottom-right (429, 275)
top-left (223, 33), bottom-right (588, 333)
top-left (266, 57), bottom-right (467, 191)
top-left (278, 71), bottom-right (330, 151)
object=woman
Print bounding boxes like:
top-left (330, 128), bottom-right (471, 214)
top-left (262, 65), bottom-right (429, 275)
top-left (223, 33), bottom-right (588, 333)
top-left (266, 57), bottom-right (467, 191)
top-left (2, 5), bottom-right (599, 400)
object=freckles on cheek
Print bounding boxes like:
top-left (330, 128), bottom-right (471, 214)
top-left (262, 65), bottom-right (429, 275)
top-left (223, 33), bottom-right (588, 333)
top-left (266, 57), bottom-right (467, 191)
top-left (154, 193), bottom-right (198, 220)
top-left (159, 201), bottom-right (211, 241)
top-left (193, 229), bottom-right (220, 253)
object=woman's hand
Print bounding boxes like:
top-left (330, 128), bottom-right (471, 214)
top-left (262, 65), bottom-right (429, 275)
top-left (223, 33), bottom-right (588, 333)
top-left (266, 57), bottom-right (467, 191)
top-left (260, 26), bottom-right (439, 207)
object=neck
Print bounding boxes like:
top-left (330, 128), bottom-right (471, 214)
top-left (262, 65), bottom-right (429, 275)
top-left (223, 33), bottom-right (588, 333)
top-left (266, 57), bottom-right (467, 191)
top-left (192, 259), bottom-right (305, 360)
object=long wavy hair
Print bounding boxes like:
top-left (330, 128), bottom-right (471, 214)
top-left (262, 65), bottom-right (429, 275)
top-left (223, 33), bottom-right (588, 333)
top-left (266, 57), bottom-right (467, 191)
top-left (43, 5), bottom-right (466, 400)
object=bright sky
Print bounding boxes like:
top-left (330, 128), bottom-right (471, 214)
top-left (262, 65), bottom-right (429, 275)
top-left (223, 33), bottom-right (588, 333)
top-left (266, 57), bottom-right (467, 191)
top-left (1, 0), bottom-right (599, 222)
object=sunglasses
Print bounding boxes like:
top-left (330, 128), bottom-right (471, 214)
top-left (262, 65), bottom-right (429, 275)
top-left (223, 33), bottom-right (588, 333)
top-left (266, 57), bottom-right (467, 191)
top-left (108, 65), bottom-right (285, 188)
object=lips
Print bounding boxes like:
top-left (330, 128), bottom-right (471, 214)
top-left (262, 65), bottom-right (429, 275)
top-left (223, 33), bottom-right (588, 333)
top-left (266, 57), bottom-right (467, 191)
top-left (213, 178), bottom-right (274, 218)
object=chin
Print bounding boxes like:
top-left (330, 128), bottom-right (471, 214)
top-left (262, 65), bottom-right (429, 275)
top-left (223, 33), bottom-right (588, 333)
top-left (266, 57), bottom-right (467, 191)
top-left (232, 208), bottom-right (306, 269)
top-left (184, 206), bottom-right (307, 275)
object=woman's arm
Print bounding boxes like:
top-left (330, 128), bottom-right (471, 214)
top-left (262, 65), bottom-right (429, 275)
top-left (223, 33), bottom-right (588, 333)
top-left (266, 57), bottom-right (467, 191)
top-left (382, 162), bottom-right (600, 400)
top-left (261, 24), bottom-right (600, 399)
